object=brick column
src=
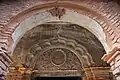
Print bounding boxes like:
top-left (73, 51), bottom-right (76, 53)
top-left (102, 45), bottom-right (120, 80)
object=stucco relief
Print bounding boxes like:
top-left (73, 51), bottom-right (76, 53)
top-left (31, 48), bottom-right (82, 70)
top-left (22, 37), bottom-right (94, 69)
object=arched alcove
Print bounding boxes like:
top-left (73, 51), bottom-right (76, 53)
top-left (9, 22), bottom-right (111, 80)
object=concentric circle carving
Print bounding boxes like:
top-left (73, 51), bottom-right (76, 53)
top-left (50, 49), bottom-right (66, 66)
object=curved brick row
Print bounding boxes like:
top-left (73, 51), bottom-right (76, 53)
top-left (0, 67), bottom-right (5, 80)
top-left (81, 0), bottom-right (120, 47)
top-left (72, 0), bottom-right (120, 48)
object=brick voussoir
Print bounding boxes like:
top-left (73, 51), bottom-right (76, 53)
top-left (0, 56), bottom-right (8, 68)
top-left (0, 50), bottom-right (12, 63)
top-left (0, 38), bottom-right (11, 46)
top-left (0, 61), bottom-right (7, 71)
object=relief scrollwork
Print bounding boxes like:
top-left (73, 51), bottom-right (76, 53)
top-left (33, 47), bottom-right (83, 71)
top-left (20, 36), bottom-right (95, 71)
top-left (24, 44), bottom-right (42, 68)
top-left (22, 36), bottom-right (95, 72)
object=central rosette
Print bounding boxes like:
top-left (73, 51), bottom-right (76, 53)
top-left (50, 49), bottom-right (66, 66)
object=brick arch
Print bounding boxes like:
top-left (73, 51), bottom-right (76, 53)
top-left (3, 1), bottom-right (119, 50)
top-left (11, 10), bottom-right (108, 53)
top-left (0, 0), bottom-right (120, 79)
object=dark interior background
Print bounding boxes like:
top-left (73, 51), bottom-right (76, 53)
top-left (34, 77), bottom-right (82, 80)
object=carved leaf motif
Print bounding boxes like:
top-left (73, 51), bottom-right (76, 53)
top-left (48, 7), bottom-right (66, 19)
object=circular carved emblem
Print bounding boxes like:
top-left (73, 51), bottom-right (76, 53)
top-left (50, 49), bottom-right (66, 66)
